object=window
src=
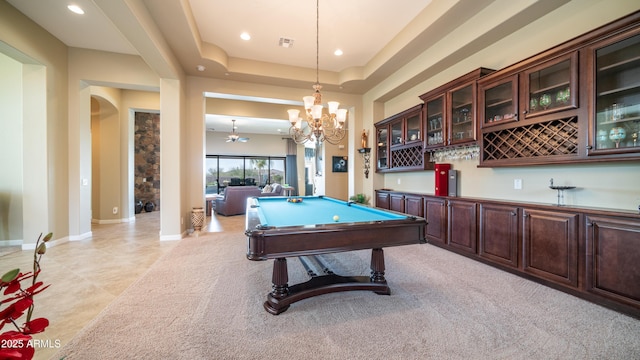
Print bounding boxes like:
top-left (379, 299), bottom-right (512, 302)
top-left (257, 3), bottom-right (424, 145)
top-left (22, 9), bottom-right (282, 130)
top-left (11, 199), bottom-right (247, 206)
top-left (205, 155), bottom-right (286, 194)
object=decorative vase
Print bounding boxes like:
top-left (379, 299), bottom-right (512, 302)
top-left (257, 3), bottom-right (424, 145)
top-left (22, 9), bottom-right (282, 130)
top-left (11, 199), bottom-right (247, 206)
top-left (539, 94), bottom-right (551, 109)
top-left (191, 207), bottom-right (205, 234)
top-left (609, 127), bottom-right (626, 148)
top-left (144, 201), bottom-right (155, 212)
top-left (135, 200), bottom-right (143, 214)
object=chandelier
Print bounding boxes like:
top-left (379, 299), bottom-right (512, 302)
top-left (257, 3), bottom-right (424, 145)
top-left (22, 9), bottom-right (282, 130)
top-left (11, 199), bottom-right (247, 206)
top-left (287, 0), bottom-right (347, 145)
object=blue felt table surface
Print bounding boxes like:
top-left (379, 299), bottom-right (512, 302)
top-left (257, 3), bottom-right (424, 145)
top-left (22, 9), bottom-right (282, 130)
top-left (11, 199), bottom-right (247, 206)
top-left (254, 196), bottom-right (407, 227)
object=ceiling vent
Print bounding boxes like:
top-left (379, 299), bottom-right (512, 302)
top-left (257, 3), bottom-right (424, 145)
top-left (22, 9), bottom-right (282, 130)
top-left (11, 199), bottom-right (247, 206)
top-left (279, 37), bottom-right (295, 48)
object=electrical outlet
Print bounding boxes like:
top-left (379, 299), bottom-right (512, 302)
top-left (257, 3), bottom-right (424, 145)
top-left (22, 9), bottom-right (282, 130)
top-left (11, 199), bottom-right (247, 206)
top-left (514, 179), bottom-right (522, 190)
top-left (397, 178), bottom-right (401, 185)
top-left (112, 207), bottom-right (118, 214)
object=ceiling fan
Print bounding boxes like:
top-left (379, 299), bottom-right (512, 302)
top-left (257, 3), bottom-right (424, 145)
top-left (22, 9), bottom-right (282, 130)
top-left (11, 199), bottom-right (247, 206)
top-left (225, 119), bottom-right (250, 143)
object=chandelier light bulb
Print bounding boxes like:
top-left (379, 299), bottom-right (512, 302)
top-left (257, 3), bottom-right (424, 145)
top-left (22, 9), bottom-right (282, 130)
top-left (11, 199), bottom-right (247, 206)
top-left (336, 109), bottom-right (348, 124)
top-left (303, 96), bottom-right (315, 111)
top-left (328, 101), bottom-right (340, 115)
top-left (311, 105), bottom-right (323, 120)
top-left (287, 109), bottom-right (300, 124)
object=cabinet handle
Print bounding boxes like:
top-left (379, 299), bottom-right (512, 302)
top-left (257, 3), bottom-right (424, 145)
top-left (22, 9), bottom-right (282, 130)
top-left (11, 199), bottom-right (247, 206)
top-left (586, 145), bottom-right (593, 150)
top-left (523, 213), bottom-right (529, 218)
top-left (511, 211), bottom-right (517, 216)
top-left (587, 222), bottom-right (594, 227)
top-left (522, 109), bottom-right (528, 115)
top-left (514, 114), bottom-right (519, 121)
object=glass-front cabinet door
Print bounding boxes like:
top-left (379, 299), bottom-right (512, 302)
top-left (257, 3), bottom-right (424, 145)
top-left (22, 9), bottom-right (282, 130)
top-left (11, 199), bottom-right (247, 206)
top-left (405, 110), bottom-right (421, 144)
top-left (523, 52), bottom-right (578, 119)
top-left (590, 31), bottom-right (640, 153)
top-left (448, 83), bottom-right (475, 145)
top-left (390, 119), bottom-right (403, 146)
top-left (479, 74), bottom-right (518, 128)
top-left (425, 95), bottom-right (445, 149)
top-left (376, 126), bottom-right (388, 170)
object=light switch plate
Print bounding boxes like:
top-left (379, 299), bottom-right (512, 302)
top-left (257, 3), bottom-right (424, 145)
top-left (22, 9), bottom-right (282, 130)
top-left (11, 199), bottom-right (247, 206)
top-left (514, 179), bottom-right (522, 190)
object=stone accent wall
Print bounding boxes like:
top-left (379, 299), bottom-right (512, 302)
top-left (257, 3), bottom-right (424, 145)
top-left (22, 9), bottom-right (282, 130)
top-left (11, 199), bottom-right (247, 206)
top-left (134, 112), bottom-right (160, 210)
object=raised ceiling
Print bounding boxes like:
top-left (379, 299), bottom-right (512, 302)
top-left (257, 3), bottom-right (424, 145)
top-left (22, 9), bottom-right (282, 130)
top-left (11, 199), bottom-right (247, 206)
top-left (6, 0), bottom-right (578, 134)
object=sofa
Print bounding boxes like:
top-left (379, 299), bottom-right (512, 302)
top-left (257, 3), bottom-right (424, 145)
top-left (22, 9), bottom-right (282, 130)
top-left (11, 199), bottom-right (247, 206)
top-left (259, 183), bottom-right (284, 196)
top-left (214, 186), bottom-right (262, 216)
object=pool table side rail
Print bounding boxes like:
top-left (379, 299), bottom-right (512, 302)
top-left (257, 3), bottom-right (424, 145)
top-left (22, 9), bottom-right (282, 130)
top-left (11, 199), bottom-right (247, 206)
top-left (245, 197), bottom-right (426, 260)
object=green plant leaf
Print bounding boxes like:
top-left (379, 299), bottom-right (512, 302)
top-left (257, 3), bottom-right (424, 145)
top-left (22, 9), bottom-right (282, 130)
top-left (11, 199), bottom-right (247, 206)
top-left (1, 268), bottom-right (20, 283)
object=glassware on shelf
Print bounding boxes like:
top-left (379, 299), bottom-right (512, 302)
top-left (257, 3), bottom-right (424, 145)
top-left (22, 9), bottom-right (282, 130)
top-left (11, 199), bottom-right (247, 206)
top-left (530, 97), bottom-right (538, 112)
top-left (428, 132), bottom-right (443, 145)
top-left (611, 103), bottom-right (624, 122)
top-left (432, 145), bottom-right (480, 162)
top-left (556, 87), bottom-right (570, 104)
top-left (597, 129), bottom-right (609, 148)
top-left (430, 117), bottom-right (442, 130)
top-left (460, 108), bottom-right (469, 122)
top-left (539, 94), bottom-right (551, 109)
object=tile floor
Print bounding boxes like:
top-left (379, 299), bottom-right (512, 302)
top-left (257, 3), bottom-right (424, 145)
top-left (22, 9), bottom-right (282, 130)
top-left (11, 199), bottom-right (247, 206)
top-left (0, 211), bottom-right (232, 360)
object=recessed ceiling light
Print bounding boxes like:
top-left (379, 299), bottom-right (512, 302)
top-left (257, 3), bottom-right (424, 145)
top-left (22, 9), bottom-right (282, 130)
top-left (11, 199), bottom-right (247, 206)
top-left (240, 32), bottom-right (251, 41)
top-left (196, 65), bottom-right (206, 72)
top-left (67, 5), bottom-right (85, 15)
top-left (334, 49), bottom-right (343, 56)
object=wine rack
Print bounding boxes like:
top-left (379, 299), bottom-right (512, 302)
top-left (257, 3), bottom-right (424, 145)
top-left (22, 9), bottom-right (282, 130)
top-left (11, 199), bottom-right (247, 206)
top-left (390, 144), bottom-right (427, 169)
top-left (482, 117), bottom-right (579, 162)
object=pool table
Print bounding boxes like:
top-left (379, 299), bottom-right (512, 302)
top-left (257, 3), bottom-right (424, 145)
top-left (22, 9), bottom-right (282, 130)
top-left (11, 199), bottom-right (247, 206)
top-left (245, 195), bottom-right (427, 314)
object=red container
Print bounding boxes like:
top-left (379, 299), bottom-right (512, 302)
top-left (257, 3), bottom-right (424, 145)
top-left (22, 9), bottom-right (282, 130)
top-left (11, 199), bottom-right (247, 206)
top-left (434, 163), bottom-right (451, 196)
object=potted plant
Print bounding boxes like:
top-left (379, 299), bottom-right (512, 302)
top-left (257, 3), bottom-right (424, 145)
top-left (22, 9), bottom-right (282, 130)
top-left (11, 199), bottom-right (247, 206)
top-left (1, 233), bottom-right (52, 359)
top-left (349, 193), bottom-right (370, 205)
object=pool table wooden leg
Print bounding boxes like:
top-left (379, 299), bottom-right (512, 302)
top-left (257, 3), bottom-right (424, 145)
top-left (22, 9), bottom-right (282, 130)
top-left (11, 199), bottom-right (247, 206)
top-left (264, 257), bottom-right (290, 315)
top-left (370, 248), bottom-right (390, 295)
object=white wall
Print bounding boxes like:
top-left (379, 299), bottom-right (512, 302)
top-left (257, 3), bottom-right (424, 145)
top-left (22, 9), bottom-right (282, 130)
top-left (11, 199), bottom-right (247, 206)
top-left (0, 52), bottom-right (23, 242)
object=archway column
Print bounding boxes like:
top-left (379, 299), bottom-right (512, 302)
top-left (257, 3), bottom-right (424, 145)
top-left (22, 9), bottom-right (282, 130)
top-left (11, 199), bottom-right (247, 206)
top-left (22, 64), bottom-right (49, 247)
top-left (159, 78), bottom-right (184, 240)
top-left (68, 82), bottom-right (93, 240)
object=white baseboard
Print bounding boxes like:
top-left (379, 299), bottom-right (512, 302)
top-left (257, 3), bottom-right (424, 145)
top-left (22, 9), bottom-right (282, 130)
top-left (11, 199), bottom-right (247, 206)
top-left (69, 231), bottom-right (92, 241)
top-left (0, 239), bottom-right (22, 246)
top-left (92, 217), bottom-right (135, 225)
top-left (21, 235), bottom-right (69, 250)
top-left (160, 231), bottom-right (183, 241)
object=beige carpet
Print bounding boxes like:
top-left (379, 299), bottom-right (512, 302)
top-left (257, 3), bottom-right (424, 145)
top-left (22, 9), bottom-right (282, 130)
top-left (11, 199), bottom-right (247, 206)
top-left (54, 230), bottom-right (640, 359)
